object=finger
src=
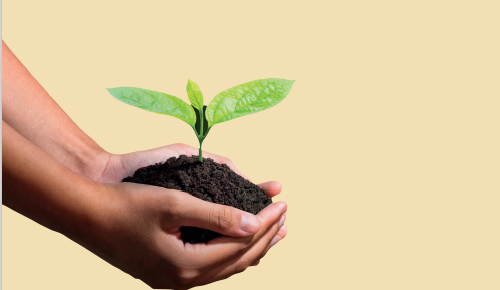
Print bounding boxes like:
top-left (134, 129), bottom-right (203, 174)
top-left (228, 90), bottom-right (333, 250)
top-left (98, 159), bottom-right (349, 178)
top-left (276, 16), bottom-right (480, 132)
top-left (204, 201), bottom-right (286, 244)
top-left (179, 201), bottom-right (286, 269)
top-left (258, 181), bottom-right (282, 198)
top-left (137, 143), bottom-right (241, 174)
top-left (274, 224), bottom-right (287, 245)
top-left (119, 143), bottom-right (194, 177)
top-left (121, 143), bottom-right (251, 181)
top-left (174, 192), bottom-right (261, 237)
top-left (262, 224), bottom-right (288, 258)
top-left (214, 157), bottom-right (249, 181)
top-left (194, 211), bottom-right (284, 285)
top-left (251, 218), bottom-right (288, 267)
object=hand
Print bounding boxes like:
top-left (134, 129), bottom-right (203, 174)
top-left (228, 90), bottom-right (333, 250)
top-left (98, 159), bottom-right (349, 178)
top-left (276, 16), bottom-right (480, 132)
top-left (85, 182), bottom-right (287, 289)
top-left (4, 123), bottom-right (287, 289)
top-left (2, 41), bottom-right (287, 289)
top-left (91, 143), bottom-right (287, 274)
top-left (95, 143), bottom-right (255, 183)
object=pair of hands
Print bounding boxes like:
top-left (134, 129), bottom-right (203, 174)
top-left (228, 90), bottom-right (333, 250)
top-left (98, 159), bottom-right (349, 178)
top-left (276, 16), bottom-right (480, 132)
top-left (84, 143), bottom-right (287, 289)
top-left (1, 41), bottom-right (287, 289)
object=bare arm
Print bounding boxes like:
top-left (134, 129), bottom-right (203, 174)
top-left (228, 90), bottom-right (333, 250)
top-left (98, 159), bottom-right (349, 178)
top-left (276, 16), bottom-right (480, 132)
top-left (2, 121), bottom-right (101, 239)
top-left (2, 120), bottom-right (287, 288)
top-left (2, 40), bottom-right (110, 179)
top-left (1, 41), bottom-right (261, 183)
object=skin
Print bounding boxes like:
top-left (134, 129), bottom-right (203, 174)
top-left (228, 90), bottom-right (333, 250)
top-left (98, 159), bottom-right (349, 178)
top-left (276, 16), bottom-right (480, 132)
top-left (2, 41), bottom-right (287, 289)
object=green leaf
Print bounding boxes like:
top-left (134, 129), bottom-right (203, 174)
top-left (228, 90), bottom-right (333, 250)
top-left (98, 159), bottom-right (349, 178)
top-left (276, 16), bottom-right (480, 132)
top-left (205, 78), bottom-right (295, 127)
top-left (107, 87), bottom-right (196, 126)
top-left (186, 79), bottom-right (204, 111)
top-left (193, 105), bottom-right (210, 137)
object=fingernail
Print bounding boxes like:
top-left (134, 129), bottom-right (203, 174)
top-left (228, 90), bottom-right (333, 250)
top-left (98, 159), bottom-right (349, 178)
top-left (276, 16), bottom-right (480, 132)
top-left (240, 213), bottom-right (260, 234)
top-left (279, 215), bottom-right (286, 228)
top-left (270, 235), bottom-right (281, 247)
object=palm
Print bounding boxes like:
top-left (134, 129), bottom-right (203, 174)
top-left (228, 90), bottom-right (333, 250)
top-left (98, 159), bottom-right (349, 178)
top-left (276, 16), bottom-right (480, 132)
top-left (97, 143), bottom-right (282, 197)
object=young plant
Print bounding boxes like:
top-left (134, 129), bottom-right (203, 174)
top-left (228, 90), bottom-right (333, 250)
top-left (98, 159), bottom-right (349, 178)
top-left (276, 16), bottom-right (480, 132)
top-left (107, 78), bottom-right (295, 162)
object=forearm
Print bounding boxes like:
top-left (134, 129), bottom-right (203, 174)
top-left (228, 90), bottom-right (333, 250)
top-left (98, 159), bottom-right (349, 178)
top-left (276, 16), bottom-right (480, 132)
top-left (1, 41), bottom-right (110, 179)
top-left (2, 121), bottom-right (103, 239)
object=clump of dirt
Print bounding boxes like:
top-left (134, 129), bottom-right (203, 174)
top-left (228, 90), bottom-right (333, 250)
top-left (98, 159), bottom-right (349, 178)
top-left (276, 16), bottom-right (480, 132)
top-left (122, 155), bottom-right (272, 243)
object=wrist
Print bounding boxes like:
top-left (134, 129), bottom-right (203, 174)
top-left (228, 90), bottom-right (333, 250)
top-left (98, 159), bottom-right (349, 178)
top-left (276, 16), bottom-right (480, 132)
top-left (64, 182), bottom-right (134, 268)
top-left (79, 147), bottom-right (113, 181)
top-left (60, 180), bottom-right (115, 251)
top-left (38, 131), bottom-right (112, 181)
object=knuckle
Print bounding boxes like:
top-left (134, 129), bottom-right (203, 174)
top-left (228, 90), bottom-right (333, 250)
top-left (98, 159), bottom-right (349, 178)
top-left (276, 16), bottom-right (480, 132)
top-left (164, 191), bottom-right (183, 218)
top-left (220, 157), bottom-right (232, 165)
top-left (234, 257), bottom-right (251, 274)
top-left (231, 241), bottom-right (251, 258)
top-left (268, 224), bottom-right (280, 242)
top-left (176, 269), bottom-right (199, 286)
top-left (211, 206), bottom-right (235, 231)
top-left (259, 247), bottom-right (270, 260)
top-left (236, 241), bottom-right (251, 254)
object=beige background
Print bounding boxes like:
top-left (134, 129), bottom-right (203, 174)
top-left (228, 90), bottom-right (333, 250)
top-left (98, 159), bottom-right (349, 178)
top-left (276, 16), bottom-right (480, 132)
top-left (3, 0), bottom-right (500, 289)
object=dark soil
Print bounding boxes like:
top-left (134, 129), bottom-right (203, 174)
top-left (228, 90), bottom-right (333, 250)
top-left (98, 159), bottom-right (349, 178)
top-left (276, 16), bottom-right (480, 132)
top-left (122, 155), bottom-right (272, 244)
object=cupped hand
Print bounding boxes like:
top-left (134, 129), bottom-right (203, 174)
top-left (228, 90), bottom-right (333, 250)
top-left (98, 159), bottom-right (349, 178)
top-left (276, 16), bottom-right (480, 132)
top-left (93, 143), bottom-right (283, 199)
top-left (95, 143), bottom-right (251, 183)
top-left (93, 142), bottom-right (285, 231)
top-left (86, 143), bottom-right (287, 287)
top-left (86, 182), bottom-right (287, 289)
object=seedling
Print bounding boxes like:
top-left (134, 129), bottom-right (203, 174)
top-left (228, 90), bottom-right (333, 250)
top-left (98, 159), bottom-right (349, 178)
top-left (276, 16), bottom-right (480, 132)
top-left (107, 78), bottom-right (295, 162)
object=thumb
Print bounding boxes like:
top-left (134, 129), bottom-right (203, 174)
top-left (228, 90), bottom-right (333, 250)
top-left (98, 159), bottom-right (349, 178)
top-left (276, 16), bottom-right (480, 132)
top-left (175, 193), bottom-right (261, 237)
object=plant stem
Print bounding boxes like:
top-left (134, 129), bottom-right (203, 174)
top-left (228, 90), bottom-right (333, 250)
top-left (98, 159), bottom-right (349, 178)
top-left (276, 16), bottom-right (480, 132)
top-left (198, 107), bottom-right (204, 162)
top-left (197, 136), bottom-right (206, 162)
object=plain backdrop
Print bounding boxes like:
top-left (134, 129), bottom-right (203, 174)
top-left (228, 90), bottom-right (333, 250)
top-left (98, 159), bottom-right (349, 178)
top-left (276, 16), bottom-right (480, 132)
top-left (2, 0), bottom-right (500, 289)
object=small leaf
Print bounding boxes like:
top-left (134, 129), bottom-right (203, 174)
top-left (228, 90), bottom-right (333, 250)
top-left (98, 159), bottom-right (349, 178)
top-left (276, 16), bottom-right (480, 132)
top-left (107, 87), bottom-right (196, 126)
top-left (186, 79), bottom-right (204, 111)
top-left (205, 78), bottom-right (295, 127)
top-left (193, 105), bottom-right (210, 137)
